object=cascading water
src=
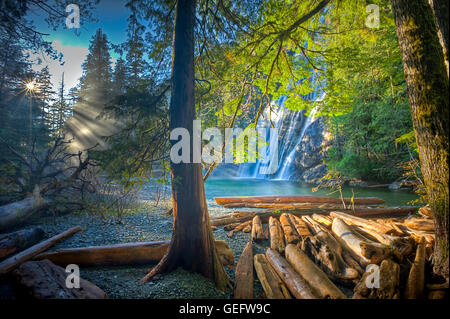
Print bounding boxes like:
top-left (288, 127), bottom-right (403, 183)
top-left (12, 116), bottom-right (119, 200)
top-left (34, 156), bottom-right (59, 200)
top-left (238, 91), bottom-right (324, 181)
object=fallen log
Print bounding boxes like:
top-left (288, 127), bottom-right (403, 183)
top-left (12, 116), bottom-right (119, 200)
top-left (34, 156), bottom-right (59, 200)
top-left (0, 226), bottom-right (82, 275)
top-left (214, 195), bottom-right (385, 206)
top-left (332, 218), bottom-right (390, 265)
top-left (0, 187), bottom-right (46, 232)
top-left (330, 211), bottom-right (398, 235)
top-left (289, 215), bottom-right (312, 239)
top-left (223, 223), bottom-right (242, 231)
top-left (0, 227), bottom-right (46, 260)
top-left (34, 239), bottom-right (235, 267)
top-left (210, 207), bottom-right (417, 227)
top-left (353, 259), bottom-right (401, 299)
top-left (227, 220), bottom-right (252, 238)
top-left (418, 206), bottom-right (432, 219)
top-left (13, 259), bottom-right (107, 299)
top-left (268, 217), bottom-right (285, 254)
top-left (223, 202), bottom-right (370, 210)
top-left (279, 214), bottom-right (301, 245)
top-left (234, 241), bottom-right (254, 299)
top-left (405, 237), bottom-right (426, 299)
top-left (311, 214), bottom-right (333, 228)
top-left (251, 216), bottom-right (265, 242)
top-left (254, 254), bottom-right (291, 299)
top-left (350, 225), bottom-right (414, 260)
top-left (285, 244), bottom-right (346, 299)
top-left (302, 216), bottom-right (360, 284)
top-left (266, 248), bottom-right (318, 299)
top-left (404, 218), bottom-right (435, 232)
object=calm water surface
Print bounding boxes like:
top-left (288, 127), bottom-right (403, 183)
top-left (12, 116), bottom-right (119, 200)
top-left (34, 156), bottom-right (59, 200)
top-left (204, 178), bottom-right (418, 207)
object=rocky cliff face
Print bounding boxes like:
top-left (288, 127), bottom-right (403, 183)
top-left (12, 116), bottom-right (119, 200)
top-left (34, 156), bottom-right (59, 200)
top-left (289, 117), bottom-right (330, 184)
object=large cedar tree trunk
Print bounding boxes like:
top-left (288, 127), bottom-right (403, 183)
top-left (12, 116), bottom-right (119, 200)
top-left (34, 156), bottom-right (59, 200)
top-left (141, 0), bottom-right (230, 290)
top-left (391, 0), bottom-right (449, 279)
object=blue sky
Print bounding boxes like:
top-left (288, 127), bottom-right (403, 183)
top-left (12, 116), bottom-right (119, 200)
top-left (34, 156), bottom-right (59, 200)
top-left (28, 0), bottom-right (129, 91)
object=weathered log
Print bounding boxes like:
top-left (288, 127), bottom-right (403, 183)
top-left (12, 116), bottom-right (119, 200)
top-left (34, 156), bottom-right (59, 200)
top-left (234, 241), bottom-right (253, 299)
top-left (428, 290), bottom-right (446, 299)
top-left (405, 237), bottom-right (426, 299)
top-left (330, 211), bottom-right (398, 235)
top-left (268, 217), bottom-right (285, 254)
top-left (13, 259), bottom-right (107, 299)
top-left (35, 239), bottom-right (234, 267)
top-left (215, 239), bottom-right (235, 266)
top-left (0, 226), bottom-right (82, 275)
top-left (301, 216), bottom-right (360, 284)
top-left (253, 254), bottom-right (291, 299)
top-left (353, 259), bottom-right (401, 299)
top-left (0, 227), bottom-right (46, 260)
top-left (331, 218), bottom-right (390, 265)
top-left (404, 218), bottom-right (435, 232)
top-left (289, 215), bottom-right (312, 239)
top-left (265, 248), bottom-right (318, 299)
top-left (214, 195), bottom-right (385, 205)
top-left (279, 213), bottom-right (301, 245)
top-left (251, 216), bottom-right (265, 242)
top-left (418, 206), bottom-right (432, 219)
top-left (311, 214), bottom-right (332, 228)
top-left (223, 223), bottom-right (242, 231)
top-left (285, 244), bottom-right (346, 299)
top-left (351, 225), bottom-right (414, 259)
top-left (0, 187), bottom-right (46, 232)
top-left (223, 202), bottom-right (370, 210)
top-left (227, 220), bottom-right (252, 238)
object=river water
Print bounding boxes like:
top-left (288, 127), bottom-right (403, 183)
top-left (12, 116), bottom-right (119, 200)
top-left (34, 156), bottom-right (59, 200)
top-left (204, 178), bottom-right (418, 207)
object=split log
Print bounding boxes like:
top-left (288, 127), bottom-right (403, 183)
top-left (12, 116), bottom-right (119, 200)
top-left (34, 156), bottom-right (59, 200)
top-left (265, 248), bottom-right (318, 299)
top-left (285, 244), bottom-right (346, 299)
top-left (279, 213), bottom-right (301, 245)
top-left (251, 216), bottom-right (265, 242)
top-left (0, 226), bottom-right (82, 275)
top-left (330, 211), bottom-right (398, 235)
top-left (0, 187), bottom-right (46, 232)
top-left (268, 217), bottom-right (285, 254)
top-left (234, 241), bottom-right (254, 299)
top-left (404, 237), bottom-right (426, 299)
top-left (404, 218), bottom-right (435, 232)
top-left (289, 215), bottom-right (312, 239)
top-left (350, 225), bottom-right (414, 259)
top-left (331, 218), bottom-right (390, 265)
top-left (34, 239), bottom-right (234, 267)
top-left (353, 259), bottom-right (401, 299)
top-left (214, 195), bottom-right (385, 205)
top-left (301, 216), bottom-right (360, 284)
top-left (0, 227), bottom-right (46, 260)
top-left (253, 254), bottom-right (291, 299)
top-left (311, 214), bottom-right (332, 228)
top-left (13, 259), bottom-right (107, 299)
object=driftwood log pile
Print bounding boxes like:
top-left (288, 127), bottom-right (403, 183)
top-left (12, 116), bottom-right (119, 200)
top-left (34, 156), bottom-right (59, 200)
top-left (214, 195), bottom-right (445, 299)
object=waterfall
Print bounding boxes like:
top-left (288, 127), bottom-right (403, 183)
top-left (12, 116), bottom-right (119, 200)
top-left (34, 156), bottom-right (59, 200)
top-left (237, 92), bottom-right (324, 180)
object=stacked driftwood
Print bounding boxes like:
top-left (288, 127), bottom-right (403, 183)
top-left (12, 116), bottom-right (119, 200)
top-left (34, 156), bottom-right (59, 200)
top-left (213, 196), bottom-right (446, 299)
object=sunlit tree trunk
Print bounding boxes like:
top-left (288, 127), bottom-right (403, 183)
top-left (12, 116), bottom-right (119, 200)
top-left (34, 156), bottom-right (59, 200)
top-left (141, 0), bottom-right (230, 290)
top-left (391, 0), bottom-right (449, 279)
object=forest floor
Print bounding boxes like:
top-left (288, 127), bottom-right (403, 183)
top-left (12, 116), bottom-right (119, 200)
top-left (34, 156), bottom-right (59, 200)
top-left (14, 194), bottom-right (269, 299)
